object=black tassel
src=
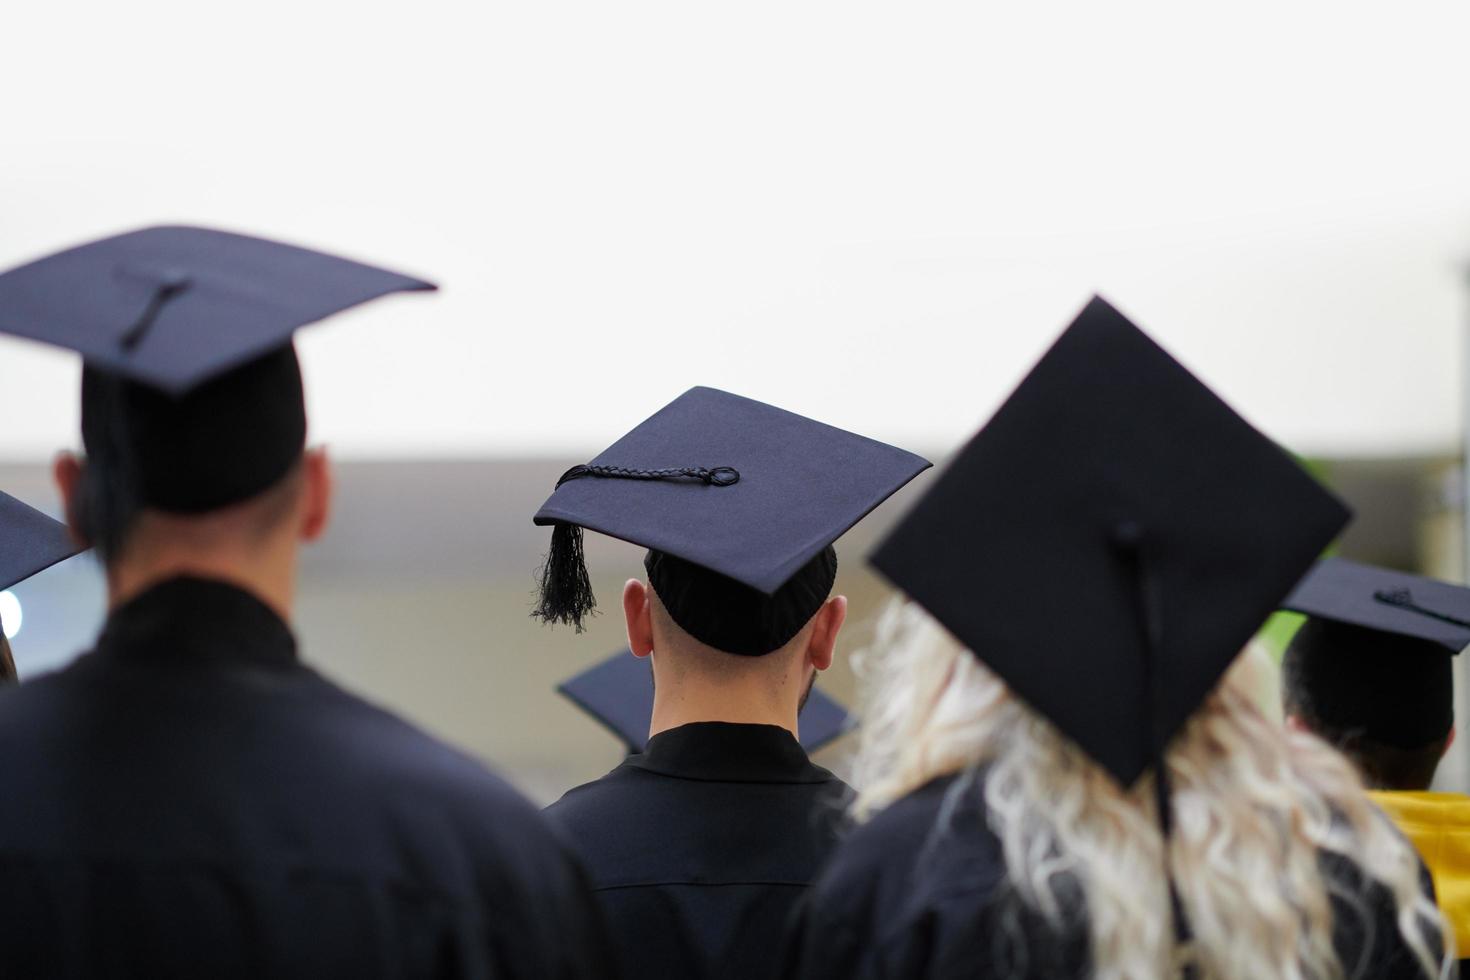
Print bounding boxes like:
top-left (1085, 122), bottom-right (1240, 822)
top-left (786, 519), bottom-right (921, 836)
top-left (531, 461), bottom-right (740, 630)
top-left (533, 522), bottom-right (597, 630)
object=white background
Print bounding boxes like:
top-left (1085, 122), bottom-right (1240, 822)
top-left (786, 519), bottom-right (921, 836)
top-left (1, 1), bottom-right (1468, 460)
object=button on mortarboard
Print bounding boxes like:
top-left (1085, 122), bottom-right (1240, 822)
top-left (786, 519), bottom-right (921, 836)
top-left (557, 649), bottom-right (853, 754)
top-left (1283, 558), bottom-right (1470, 652)
top-left (531, 386), bottom-right (931, 655)
top-left (870, 295), bottom-right (1351, 788)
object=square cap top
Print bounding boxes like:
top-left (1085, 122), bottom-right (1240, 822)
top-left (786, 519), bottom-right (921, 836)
top-left (1282, 557), bottom-right (1470, 652)
top-left (870, 296), bottom-right (1351, 787)
top-left (557, 649), bottom-right (852, 753)
top-left (0, 492), bottom-right (81, 593)
top-left (534, 386), bottom-right (931, 596)
top-left (0, 225), bottom-right (436, 395)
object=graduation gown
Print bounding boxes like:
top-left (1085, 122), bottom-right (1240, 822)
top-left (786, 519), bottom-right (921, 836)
top-left (1370, 790), bottom-right (1470, 976)
top-left (0, 577), bottom-right (614, 980)
top-left (545, 721), bottom-right (848, 980)
top-left (781, 773), bottom-right (1440, 980)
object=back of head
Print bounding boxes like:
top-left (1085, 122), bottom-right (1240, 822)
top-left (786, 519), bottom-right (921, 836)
top-left (76, 345), bottom-right (308, 564)
top-left (851, 599), bottom-right (1447, 979)
top-left (1282, 616), bottom-right (1453, 791)
top-left (645, 545), bottom-right (836, 657)
top-left (646, 591), bottom-right (800, 687)
top-left (640, 547), bottom-right (840, 717)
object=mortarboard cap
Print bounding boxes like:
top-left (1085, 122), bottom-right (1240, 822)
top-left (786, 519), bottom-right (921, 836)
top-left (532, 386), bottom-right (930, 656)
top-left (1281, 558), bottom-right (1467, 748)
top-left (1282, 557), bottom-right (1470, 652)
top-left (0, 225), bottom-right (436, 395)
top-left (0, 492), bottom-right (80, 596)
top-left (870, 296), bottom-right (1351, 788)
top-left (0, 492), bottom-right (84, 683)
top-left (0, 226), bottom-right (435, 526)
top-left (557, 649), bottom-right (852, 754)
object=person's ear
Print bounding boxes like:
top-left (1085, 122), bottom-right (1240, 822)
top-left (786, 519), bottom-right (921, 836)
top-left (804, 595), bottom-right (847, 673)
top-left (1283, 713), bottom-right (1309, 734)
top-left (624, 579), bottom-right (654, 658)
top-left (1445, 725), bottom-right (1456, 757)
top-left (52, 452), bottom-right (92, 549)
top-left (299, 448), bottom-right (333, 543)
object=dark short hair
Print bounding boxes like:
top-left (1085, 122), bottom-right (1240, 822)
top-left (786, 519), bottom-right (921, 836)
top-left (76, 450), bottom-right (306, 565)
top-left (1282, 616), bottom-right (1453, 790)
top-left (77, 344), bottom-right (309, 562)
top-left (644, 545), bottom-right (837, 656)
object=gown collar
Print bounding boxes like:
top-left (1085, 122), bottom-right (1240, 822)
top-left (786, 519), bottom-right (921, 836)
top-left (626, 721), bottom-right (832, 784)
top-left (93, 575), bottom-right (298, 669)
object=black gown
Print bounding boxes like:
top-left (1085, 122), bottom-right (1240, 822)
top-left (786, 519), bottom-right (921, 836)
top-left (781, 773), bottom-right (1441, 980)
top-left (0, 577), bottom-right (615, 980)
top-left (545, 721), bottom-right (848, 980)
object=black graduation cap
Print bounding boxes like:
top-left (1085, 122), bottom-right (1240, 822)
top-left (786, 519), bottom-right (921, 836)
top-left (0, 225), bottom-right (436, 395)
top-left (0, 492), bottom-right (83, 683)
top-left (1283, 558), bottom-right (1470, 652)
top-left (870, 295), bottom-right (1350, 953)
top-left (557, 649), bottom-right (853, 754)
top-left (0, 226), bottom-right (435, 522)
top-left (1280, 558), bottom-right (1467, 748)
top-left (0, 492), bottom-right (79, 596)
top-left (532, 386), bottom-right (931, 656)
top-left (871, 296), bottom-right (1351, 788)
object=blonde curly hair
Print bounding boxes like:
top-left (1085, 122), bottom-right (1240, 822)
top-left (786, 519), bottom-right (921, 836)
top-left (849, 599), bottom-right (1451, 980)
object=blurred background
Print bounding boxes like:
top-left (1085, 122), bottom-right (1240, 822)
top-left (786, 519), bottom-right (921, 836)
top-left (2, 1), bottom-right (1469, 801)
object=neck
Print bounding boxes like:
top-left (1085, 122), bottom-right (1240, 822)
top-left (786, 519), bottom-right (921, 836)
top-left (107, 541), bottom-right (297, 624)
top-left (647, 648), bottom-right (806, 740)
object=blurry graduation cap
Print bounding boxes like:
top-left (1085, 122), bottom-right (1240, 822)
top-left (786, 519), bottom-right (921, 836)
top-left (1280, 558), bottom-right (1470, 747)
top-left (532, 386), bottom-right (931, 656)
top-left (557, 649), bottom-right (853, 754)
top-left (871, 296), bottom-right (1350, 787)
top-left (0, 492), bottom-right (79, 598)
top-left (0, 225), bottom-right (435, 395)
top-left (0, 226), bottom-right (435, 526)
top-left (869, 296), bottom-right (1350, 950)
top-left (0, 492), bottom-right (84, 682)
top-left (1283, 557), bottom-right (1470, 652)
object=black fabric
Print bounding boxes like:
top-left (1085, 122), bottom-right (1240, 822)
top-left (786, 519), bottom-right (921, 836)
top-left (645, 545), bottom-right (838, 656)
top-left (0, 225), bottom-right (435, 396)
top-left (0, 577), bottom-right (616, 980)
top-left (557, 648), bottom-right (851, 753)
top-left (869, 296), bottom-right (1350, 787)
top-left (781, 773), bottom-right (1439, 980)
top-left (1284, 616), bottom-right (1454, 748)
top-left (1283, 557), bottom-right (1470, 651)
top-left (546, 721), bottom-right (848, 980)
top-left (81, 344), bottom-right (307, 514)
top-left (0, 490), bottom-right (79, 591)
